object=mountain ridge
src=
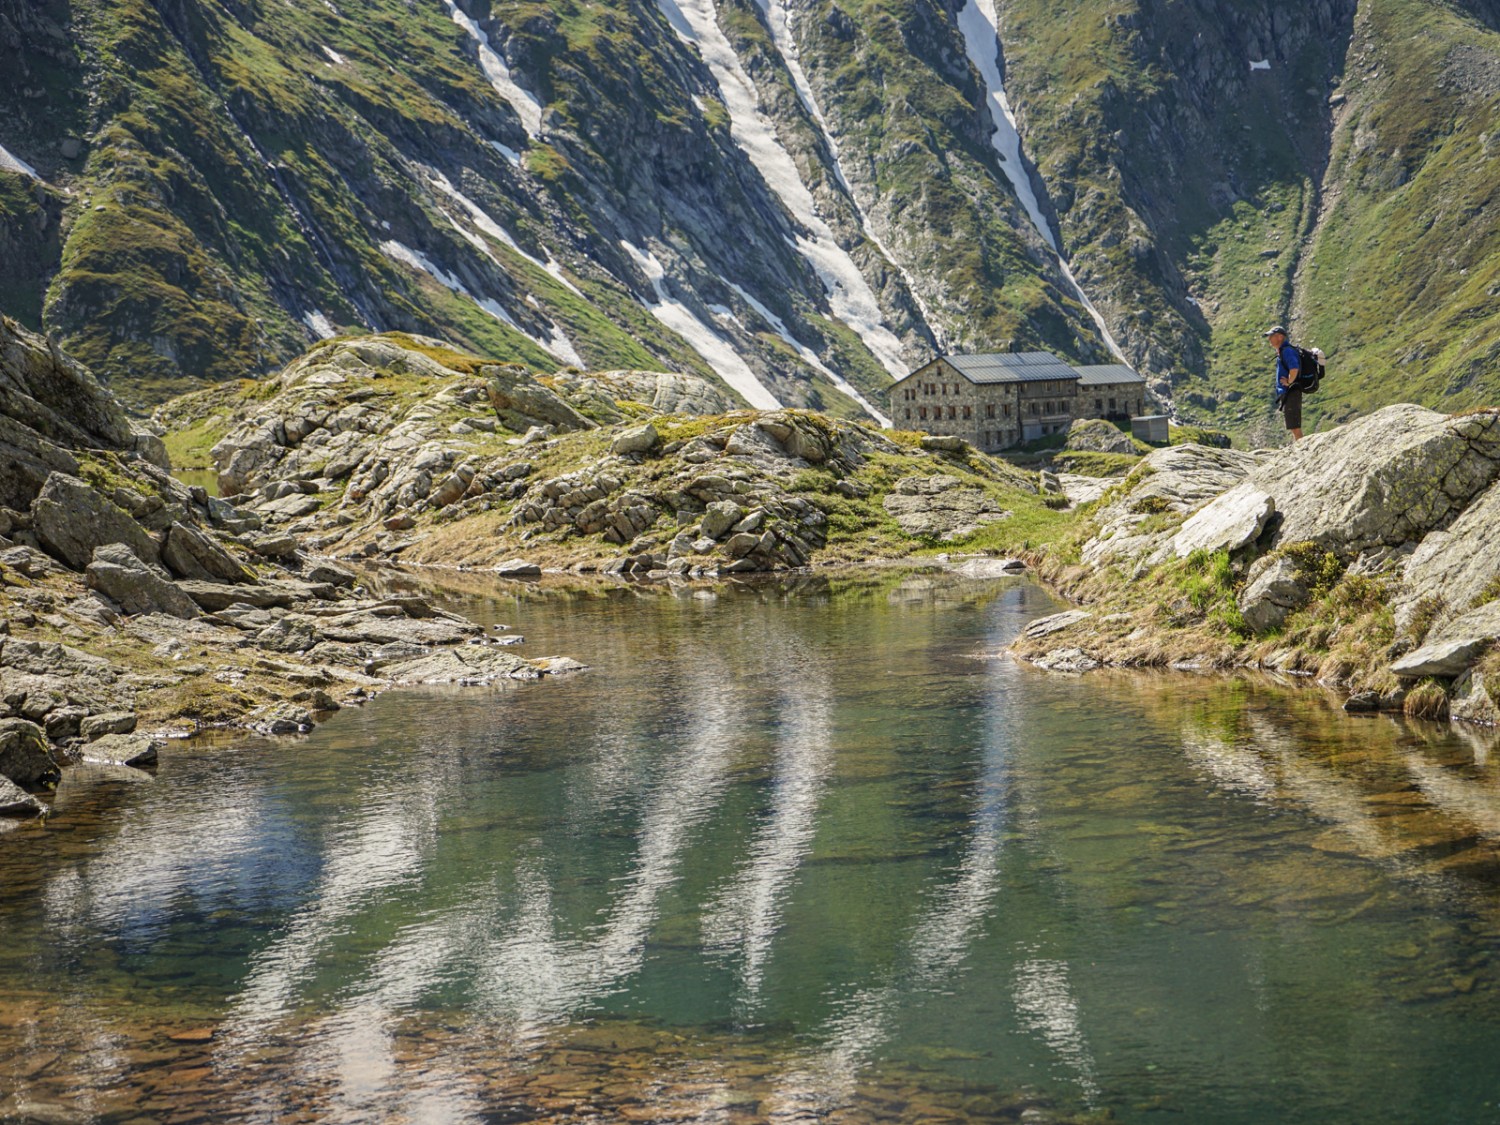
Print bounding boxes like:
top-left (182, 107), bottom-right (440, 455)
top-left (0, 0), bottom-right (1496, 435)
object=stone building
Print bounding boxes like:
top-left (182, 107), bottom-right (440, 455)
top-left (889, 352), bottom-right (1146, 451)
top-left (1074, 364), bottom-right (1147, 421)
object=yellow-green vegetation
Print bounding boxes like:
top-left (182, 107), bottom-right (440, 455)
top-left (1404, 678), bottom-right (1451, 721)
top-left (992, 0), bottom-right (1500, 442)
top-left (1050, 451), bottom-right (1140, 476)
top-left (1249, 569), bottom-right (1397, 684)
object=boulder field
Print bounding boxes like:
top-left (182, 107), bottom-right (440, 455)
top-left (1014, 404), bottom-right (1500, 728)
top-left (164, 333), bottom-right (1047, 576)
top-left (0, 318), bottom-right (582, 823)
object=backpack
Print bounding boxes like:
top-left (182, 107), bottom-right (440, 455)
top-left (1293, 346), bottom-right (1324, 395)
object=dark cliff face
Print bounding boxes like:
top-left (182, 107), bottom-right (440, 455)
top-left (0, 0), bottom-right (1495, 431)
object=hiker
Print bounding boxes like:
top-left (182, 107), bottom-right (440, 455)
top-left (1265, 325), bottom-right (1302, 441)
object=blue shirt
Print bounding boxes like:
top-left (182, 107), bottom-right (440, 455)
top-left (1274, 342), bottom-right (1300, 398)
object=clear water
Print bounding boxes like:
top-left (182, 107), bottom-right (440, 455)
top-left (2, 571), bottom-right (1499, 1124)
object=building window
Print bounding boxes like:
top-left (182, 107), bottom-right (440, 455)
top-left (963, 405), bottom-right (972, 419)
top-left (1031, 403), bottom-right (1039, 415)
top-left (986, 403), bottom-right (995, 419)
top-left (948, 406), bottom-right (956, 420)
top-left (1109, 397), bottom-right (1116, 410)
top-left (1003, 404), bottom-right (1011, 417)
top-left (1095, 398), bottom-right (1103, 412)
top-left (919, 407), bottom-right (927, 421)
top-left (904, 408), bottom-right (911, 420)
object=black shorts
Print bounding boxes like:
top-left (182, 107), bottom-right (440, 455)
top-left (1281, 387), bottom-right (1303, 430)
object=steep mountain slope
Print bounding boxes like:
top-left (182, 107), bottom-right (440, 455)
top-left (1, 0), bottom-right (1495, 431)
top-left (0, 0), bottom-right (1116, 414)
top-left (993, 0), bottom-right (1500, 431)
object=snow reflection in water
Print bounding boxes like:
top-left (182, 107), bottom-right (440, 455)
top-left (3, 578), bottom-right (1500, 1125)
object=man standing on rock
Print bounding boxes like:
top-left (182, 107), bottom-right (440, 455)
top-left (1265, 325), bottom-right (1302, 441)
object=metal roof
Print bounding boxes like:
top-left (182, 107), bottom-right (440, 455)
top-left (1074, 363), bottom-right (1146, 387)
top-left (938, 352), bottom-right (1080, 385)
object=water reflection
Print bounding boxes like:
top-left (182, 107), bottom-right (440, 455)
top-left (2, 573), bottom-right (1500, 1124)
top-left (473, 651), bottom-right (747, 1034)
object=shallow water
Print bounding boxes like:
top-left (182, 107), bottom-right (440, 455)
top-left (2, 571), bottom-right (1500, 1124)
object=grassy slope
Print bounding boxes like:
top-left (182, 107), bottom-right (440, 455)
top-left (798, 0), bottom-right (1116, 365)
top-left (999, 0), bottom-right (1500, 438)
top-left (1296, 0), bottom-right (1500, 431)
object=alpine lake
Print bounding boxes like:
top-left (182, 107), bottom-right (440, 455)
top-left (2, 569), bottom-right (1499, 1125)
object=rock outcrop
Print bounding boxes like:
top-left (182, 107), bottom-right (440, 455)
top-left (189, 335), bottom-right (1040, 575)
top-left (0, 322), bottom-right (582, 818)
top-left (1082, 444), bottom-right (1264, 566)
top-left (1019, 406), bottom-right (1500, 725)
top-left (1064, 418), bottom-right (1137, 456)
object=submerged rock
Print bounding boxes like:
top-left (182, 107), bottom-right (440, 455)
top-left (80, 734), bottom-right (162, 768)
top-left (0, 776), bottom-right (45, 817)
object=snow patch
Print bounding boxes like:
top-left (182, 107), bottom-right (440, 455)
top-left (956, 0), bottom-right (1126, 361)
top-left (380, 240), bottom-right (576, 365)
top-left (655, 0), bottom-right (909, 380)
top-left (320, 45), bottom-right (346, 65)
top-left (730, 284), bottom-right (889, 425)
top-left (0, 142), bottom-right (39, 181)
top-left (753, 0), bottom-right (945, 352)
top-left (303, 311), bottom-right (337, 339)
top-left (439, 0), bottom-right (544, 138)
top-left (621, 241), bottom-right (781, 410)
top-left (425, 167), bottom-right (584, 296)
top-left (1249, 59), bottom-right (1271, 71)
top-left (488, 140), bottom-right (523, 166)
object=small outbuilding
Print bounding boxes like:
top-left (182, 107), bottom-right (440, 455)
top-left (1131, 414), bottom-right (1170, 444)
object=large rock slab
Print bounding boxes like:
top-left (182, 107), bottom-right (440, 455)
top-left (177, 578), bottom-right (331, 611)
top-left (86, 543), bottom-right (201, 619)
top-left (1170, 486), bottom-right (1275, 559)
top-left (1393, 601), bottom-right (1500, 678)
top-left (563, 369), bottom-right (731, 416)
top-left (1082, 445), bottom-right (1264, 565)
top-left (0, 317), bottom-right (135, 454)
top-left (382, 646), bottom-right (539, 683)
top-left (486, 365), bottom-right (596, 433)
top-left (33, 471), bottom-right (161, 571)
top-left (1065, 418), bottom-right (1136, 455)
top-left (161, 522), bottom-right (255, 583)
top-left (1392, 637), bottom-right (1491, 680)
top-left (1397, 476), bottom-right (1500, 622)
top-left (0, 718), bottom-right (59, 787)
top-left (1249, 405), bottom-right (1500, 552)
top-left (883, 476), bottom-right (1009, 541)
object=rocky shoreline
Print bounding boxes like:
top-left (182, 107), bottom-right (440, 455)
top-left (0, 319), bottom-right (584, 824)
top-left (1009, 404), bottom-right (1500, 731)
top-left (7, 316), bottom-right (1497, 825)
